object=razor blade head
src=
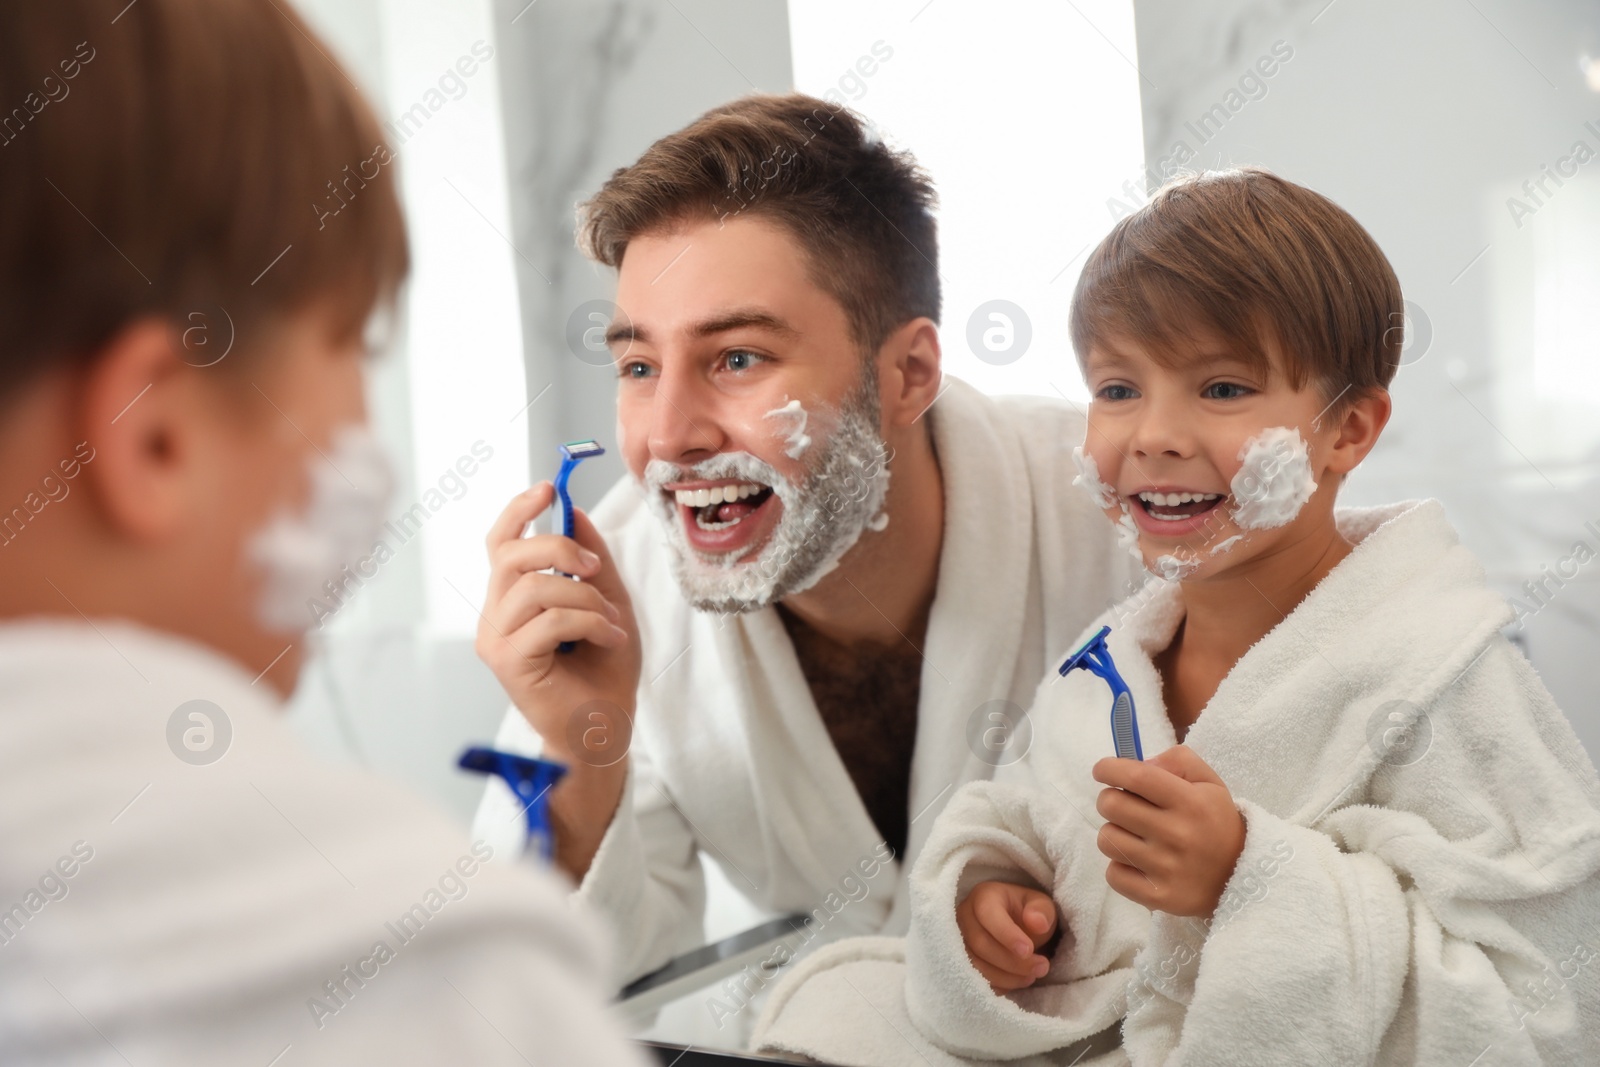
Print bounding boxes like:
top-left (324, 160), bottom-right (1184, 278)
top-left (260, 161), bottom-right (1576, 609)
top-left (560, 439), bottom-right (605, 461)
top-left (1059, 625), bottom-right (1113, 676)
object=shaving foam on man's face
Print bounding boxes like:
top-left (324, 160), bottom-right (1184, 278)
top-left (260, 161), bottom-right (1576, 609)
top-left (641, 372), bottom-right (890, 614)
top-left (248, 423), bottom-right (395, 633)
top-left (1074, 336), bottom-right (1341, 581)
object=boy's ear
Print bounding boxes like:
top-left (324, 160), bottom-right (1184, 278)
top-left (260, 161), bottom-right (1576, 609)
top-left (877, 316), bottom-right (943, 428)
top-left (78, 318), bottom-right (214, 543)
top-left (1323, 387), bottom-right (1392, 477)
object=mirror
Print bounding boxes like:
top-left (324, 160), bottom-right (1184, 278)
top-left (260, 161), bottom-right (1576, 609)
top-left (282, 0), bottom-right (1600, 1059)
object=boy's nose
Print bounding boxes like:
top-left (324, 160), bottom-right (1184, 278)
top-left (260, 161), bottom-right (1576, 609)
top-left (1127, 396), bottom-right (1194, 459)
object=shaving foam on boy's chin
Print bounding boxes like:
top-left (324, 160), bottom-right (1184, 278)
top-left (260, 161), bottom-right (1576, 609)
top-left (1153, 552), bottom-right (1203, 580)
top-left (248, 423), bottom-right (395, 634)
top-left (1229, 425), bottom-right (1318, 530)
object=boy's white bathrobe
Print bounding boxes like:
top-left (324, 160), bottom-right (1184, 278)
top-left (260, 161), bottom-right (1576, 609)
top-left (0, 618), bottom-right (649, 1067)
top-left (474, 376), bottom-right (1140, 987)
top-left (752, 499), bottom-right (1600, 1066)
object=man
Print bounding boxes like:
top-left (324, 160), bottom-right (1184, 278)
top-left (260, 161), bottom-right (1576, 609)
top-left (0, 3), bottom-right (646, 1064)
top-left (473, 93), bottom-right (1138, 991)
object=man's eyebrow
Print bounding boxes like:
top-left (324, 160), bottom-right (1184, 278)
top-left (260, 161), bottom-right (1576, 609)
top-left (604, 307), bottom-right (798, 347)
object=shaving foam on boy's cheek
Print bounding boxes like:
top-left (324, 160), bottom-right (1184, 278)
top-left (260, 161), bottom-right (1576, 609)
top-left (1075, 445), bottom-right (1150, 567)
top-left (1229, 426), bottom-right (1318, 530)
top-left (248, 424), bottom-right (394, 633)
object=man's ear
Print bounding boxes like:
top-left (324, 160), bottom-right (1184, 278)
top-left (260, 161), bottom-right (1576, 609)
top-left (877, 316), bottom-right (943, 429)
top-left (1323, 386), bottom-right (1392, 477)
top-left (78, 318), bottom-right (213, 543)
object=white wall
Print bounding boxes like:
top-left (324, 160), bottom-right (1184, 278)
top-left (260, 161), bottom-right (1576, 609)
top-left (788, 0), bottom-right (1146, 405)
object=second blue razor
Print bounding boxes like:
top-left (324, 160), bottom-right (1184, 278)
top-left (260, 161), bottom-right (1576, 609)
top-left (552, 439), bottom-right (605, 653)
top-left (457, 746), bottom-right (567, 862)
top-left (1058, 625), bottom-right (1144, 760)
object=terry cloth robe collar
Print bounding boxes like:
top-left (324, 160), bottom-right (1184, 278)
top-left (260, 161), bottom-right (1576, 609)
top-left (1120, 499), bottom-right (1519, 829)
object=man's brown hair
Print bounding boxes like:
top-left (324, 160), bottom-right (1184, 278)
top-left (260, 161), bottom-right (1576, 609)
top-left (578, 92), bottom-right (940, 357)
top-left (0, 0), bottom-right (408, 399)
top-left (1070, 167), bottom-right (1402, 408)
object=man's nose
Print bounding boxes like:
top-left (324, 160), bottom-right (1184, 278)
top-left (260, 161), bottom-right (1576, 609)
top-left (645, 366), bottom-right (724, 464)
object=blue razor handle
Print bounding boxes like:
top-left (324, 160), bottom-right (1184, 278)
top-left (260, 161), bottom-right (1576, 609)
top-left (552, 439), bottom-right (605, 653)
top-left (1058, 625), bottom-right (1144, 760)
top-left (457, 747), bottom-right (568, 862)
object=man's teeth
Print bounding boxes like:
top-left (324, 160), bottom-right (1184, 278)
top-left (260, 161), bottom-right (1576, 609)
top-left (1136, 491), bottom-right (1222, 507)
top-left (673, 482), bottom-right (766, 508)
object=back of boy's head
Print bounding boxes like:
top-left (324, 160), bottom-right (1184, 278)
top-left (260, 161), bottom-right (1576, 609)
top-left (1070, 167), bottom-right (1402, 411)
top-left (0, 0), bottom-right (408, 405)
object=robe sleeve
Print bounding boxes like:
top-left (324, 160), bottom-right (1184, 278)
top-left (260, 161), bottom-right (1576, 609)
top-left (572, 742), bottom-right (707, 988)
top-left (1124, 640), bottom-right (1600, 1065)
top-left (902, 778), bottom-right (1147, 1061)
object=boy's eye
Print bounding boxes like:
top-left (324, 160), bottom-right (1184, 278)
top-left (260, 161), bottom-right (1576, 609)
top-left (724, 349), bottom-right (766, 372)
top-left (1204, 381), bottom-right (1253, 400)
top-left (1096, 384), bottom-right (1137, 401)
top-left (618, 360), bottom-right (655, 380)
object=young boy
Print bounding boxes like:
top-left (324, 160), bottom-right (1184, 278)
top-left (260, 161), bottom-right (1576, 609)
top-left (0, 3), bottom-right (646, 1064)
top-left (752, 169), bottom-right (1600, 1065)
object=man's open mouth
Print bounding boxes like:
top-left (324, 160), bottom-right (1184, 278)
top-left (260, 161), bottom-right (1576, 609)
top-left (673, 481), bottom-right (777, 531)
top-left (1133, 490), bottom-right (1224, 522)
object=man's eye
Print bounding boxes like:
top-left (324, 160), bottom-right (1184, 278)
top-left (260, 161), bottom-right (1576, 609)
top-left (1096, 384), bottom-right (1136, 401)
top-left (618, 361), bottom-right (654, 379)
top-left (724, 349), bottom-right (765, 372)
top-left (1204, 382), bottom-right (1252, 400)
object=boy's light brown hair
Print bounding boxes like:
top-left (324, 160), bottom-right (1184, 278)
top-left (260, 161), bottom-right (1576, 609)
top-left (578, 92), bottom-right (940, 358)
top-left (1070, 167), bottom-right (1402, 408)
top-left (0, 0), bottom-right (408, 401)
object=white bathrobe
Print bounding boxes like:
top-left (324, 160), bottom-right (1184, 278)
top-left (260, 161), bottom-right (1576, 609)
top-left (474, 376), bottom-right (1141, 989)
top-left (0, 618), bottom-right (649, 1067)
top-left (752, 499), bottom-right (1600, 1066)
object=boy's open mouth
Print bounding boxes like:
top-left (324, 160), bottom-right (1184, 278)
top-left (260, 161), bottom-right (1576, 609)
top-left (1134, 490), bottom-right (1224, 522)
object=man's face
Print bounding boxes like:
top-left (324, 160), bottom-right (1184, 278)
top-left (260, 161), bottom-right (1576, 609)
top-left (609, 214), bottom-right (890, 613)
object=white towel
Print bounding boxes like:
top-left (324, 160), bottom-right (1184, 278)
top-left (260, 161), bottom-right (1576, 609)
top-left (754, 499), bottom-right (1600, 1066)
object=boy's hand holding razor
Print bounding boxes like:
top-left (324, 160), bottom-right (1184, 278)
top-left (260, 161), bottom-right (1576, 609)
top-left (478, 480), bottom-right (641, 875)
top-left (1091, 745), bottom-right (1247, 919)
top-left (959, 744), bottom-right (1246, 994)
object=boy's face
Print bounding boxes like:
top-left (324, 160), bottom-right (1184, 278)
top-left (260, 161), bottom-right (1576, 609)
top-left (1079, 330), bottom-right (1350, 581)
top-left (606, 214), bottom-right (892, 611)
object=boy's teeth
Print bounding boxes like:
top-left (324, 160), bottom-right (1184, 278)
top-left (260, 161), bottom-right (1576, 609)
top-left (675, 482), bottom-right (765, 507)
top-left (1138, 491), bottom-right (1221, 506)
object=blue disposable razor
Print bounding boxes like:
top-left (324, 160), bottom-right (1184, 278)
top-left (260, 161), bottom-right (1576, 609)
top-left (552, 439), bottom-right (605, 653)
top-left (1058, 625), bottom-right (1144, 760)
top-left (458, 747), bottom-right (568, 862)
